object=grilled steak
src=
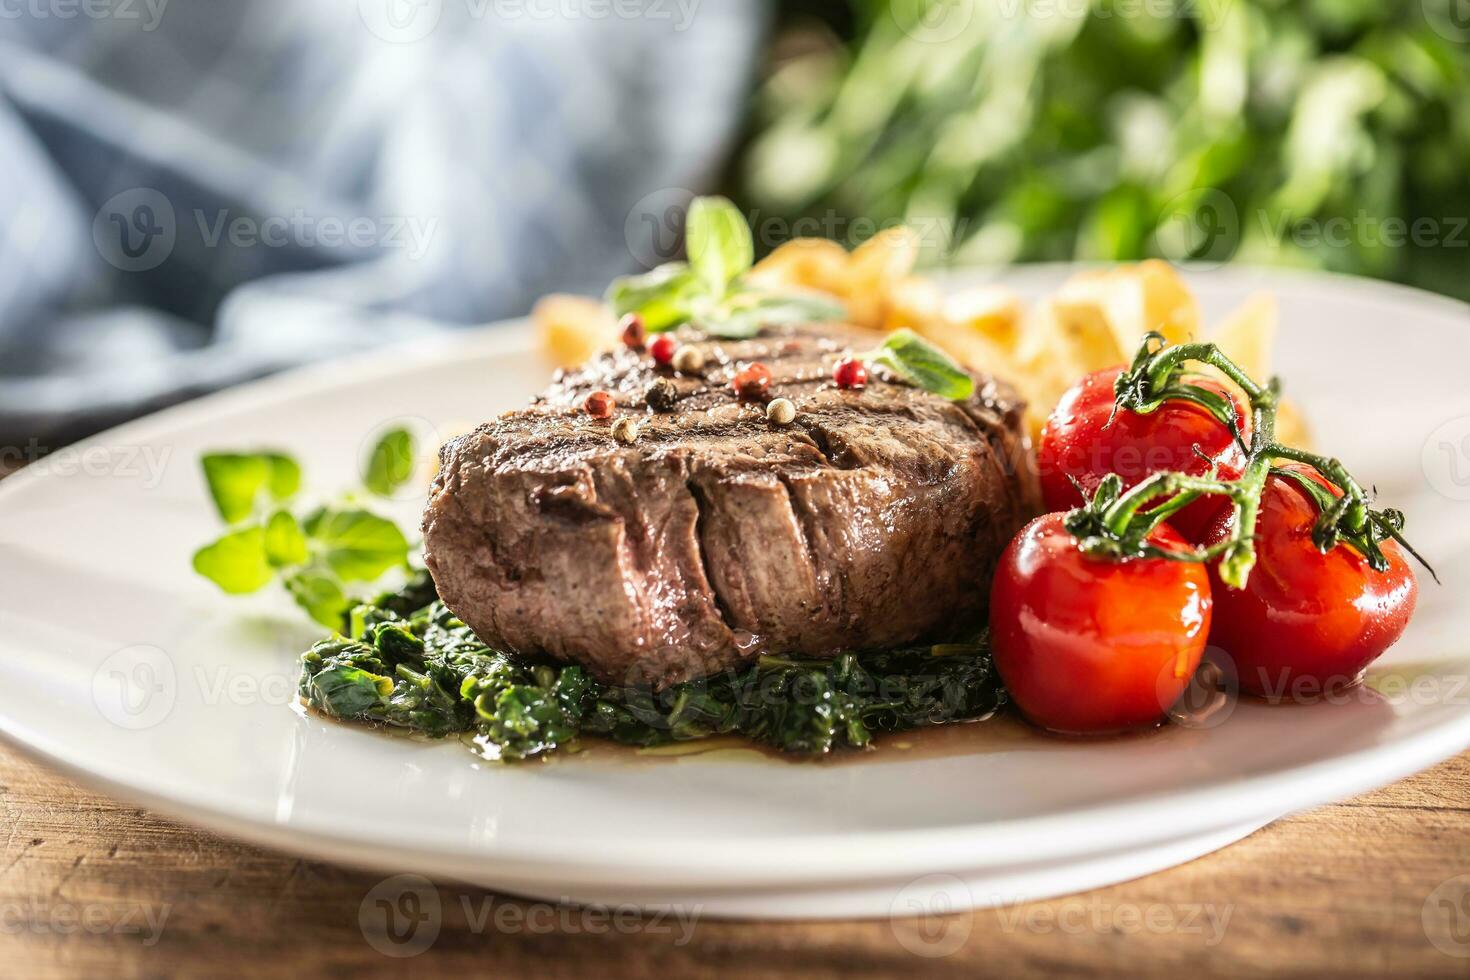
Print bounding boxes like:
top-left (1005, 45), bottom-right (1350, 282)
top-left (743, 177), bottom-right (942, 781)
top-left (422, 322), bottom-right (1040, 688)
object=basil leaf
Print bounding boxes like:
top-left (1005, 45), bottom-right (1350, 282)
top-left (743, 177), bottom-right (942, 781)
top-left (263, 510), bottom-right (308, 567)
top-left (363, 428), bottom-right (415, 497)
top-left (685, 196), bottom-right (753, 296)
top-left (286, 567), bottom-right (352, 629)
top-left (201, 452), bottom-right (300, 524)
top-left (193, 526), bottom-right (274, 594)
top-left (702, 294), bottom-right (848, 339)
top-left (303, 508), bottom-right (410, 582)
top-left (606, 262), bottom-right (702, 332)
top-left (697, 309), bottom-right (764, 339)
top-left (868, 328), bottom-right (975, 400)
top-left (743, 293), bottom-right (846, 324)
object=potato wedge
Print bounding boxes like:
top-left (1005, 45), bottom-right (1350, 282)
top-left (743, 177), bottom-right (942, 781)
top-left (533, 294), bottom-right (616, 367)
top-left (942, 284), bottom-right (1025, 349)
top-left (747, 238), bottom-right (851, 296)
top-left (1054, 261), bottom-right (1200, 359)
top-left (1211, 291), bottom-right (1277, 382)
top-left (845, 227), bottom-right (922, 329)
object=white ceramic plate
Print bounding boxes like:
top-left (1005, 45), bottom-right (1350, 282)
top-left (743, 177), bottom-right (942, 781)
top-left (1, 267), bottom-right (1467, 920)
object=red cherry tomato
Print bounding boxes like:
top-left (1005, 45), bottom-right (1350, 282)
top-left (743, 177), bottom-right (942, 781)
top-left (989, 513), bottom-right (1212, 734)
top-left (1038, 367), bottom-right (1248, 541)
top-left (1203, 465), bottom-right (1418, 699)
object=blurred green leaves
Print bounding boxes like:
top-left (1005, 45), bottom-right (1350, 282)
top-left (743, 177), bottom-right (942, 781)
top-left (740, 0), bottom-right (1470, 298)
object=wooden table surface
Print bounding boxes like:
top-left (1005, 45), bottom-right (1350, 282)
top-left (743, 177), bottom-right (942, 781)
top-left (1, 461), bottom-right (1468, 978)
top-left (0, 741), bottom-right (1466, 977)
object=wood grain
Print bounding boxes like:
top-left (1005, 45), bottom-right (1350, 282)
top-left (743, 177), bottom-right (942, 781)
top-left (2, 461), bottom-right (1467, 977)
top-left (1, 744), bottom-right (1467, 978)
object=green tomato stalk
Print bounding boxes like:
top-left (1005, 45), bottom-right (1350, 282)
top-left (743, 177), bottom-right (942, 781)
top-left (1066, 333), bottom-right (1436, 589)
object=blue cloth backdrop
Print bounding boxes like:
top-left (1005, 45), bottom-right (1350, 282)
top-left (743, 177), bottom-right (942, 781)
top-left (0, 0), bottom-right (763, 442)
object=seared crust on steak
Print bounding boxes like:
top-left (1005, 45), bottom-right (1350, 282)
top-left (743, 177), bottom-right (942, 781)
top-left (422, 322), bottom-right (1040, 688)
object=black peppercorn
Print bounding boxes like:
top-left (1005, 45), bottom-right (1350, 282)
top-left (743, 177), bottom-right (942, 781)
top-left (646, 378), bottom-right (678, 412)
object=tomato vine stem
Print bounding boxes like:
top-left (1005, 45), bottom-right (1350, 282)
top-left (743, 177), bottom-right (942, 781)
top-left (1069, 333), bottom-right (1436, 588)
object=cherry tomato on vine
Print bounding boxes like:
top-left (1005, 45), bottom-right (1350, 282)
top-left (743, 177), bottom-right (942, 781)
top-left (1038, 367), bottom-right (1248, 541)
top-left (1203, 465), bottom-right (1418, 699)
top-left (989, 513), bottom-right (1213, 734)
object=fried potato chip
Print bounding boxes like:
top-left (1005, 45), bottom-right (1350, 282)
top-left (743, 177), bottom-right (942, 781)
top-left (920, 315), bottom-right (1020, 389)
top-left (1054, 260), bottom-right (1200, 360)
top-left (882, 275), bottom-right (945, 335)
top-left (1132, 259), bottom-right (1200, 345)
top-left (747, 238), bottom-right (850, 296)
top-left (1274, 398), bottom-right (1312, 450)
top-left (536, 241), bottom-right (1292, 450)
top-left (846, 227), bottom-right (922, 329)
top-left (1029, 296), bottom-right (1126, 383)
top-left (1211, 291), bottom-right (1277, 382)
top-left (942, 284), bottom-right (1024, 349)
top-left (532, 294), bottom-right (615, 367)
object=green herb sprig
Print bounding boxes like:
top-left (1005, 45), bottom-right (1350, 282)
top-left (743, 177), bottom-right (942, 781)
top-left (607, 195), bottom-right (846, 339)
top-left (610, 197), bottom-right (975, 401)
top-left (192, 429), bottom-right (419, 627)
top-left (1067, 333), bottom-right (1436, 589)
